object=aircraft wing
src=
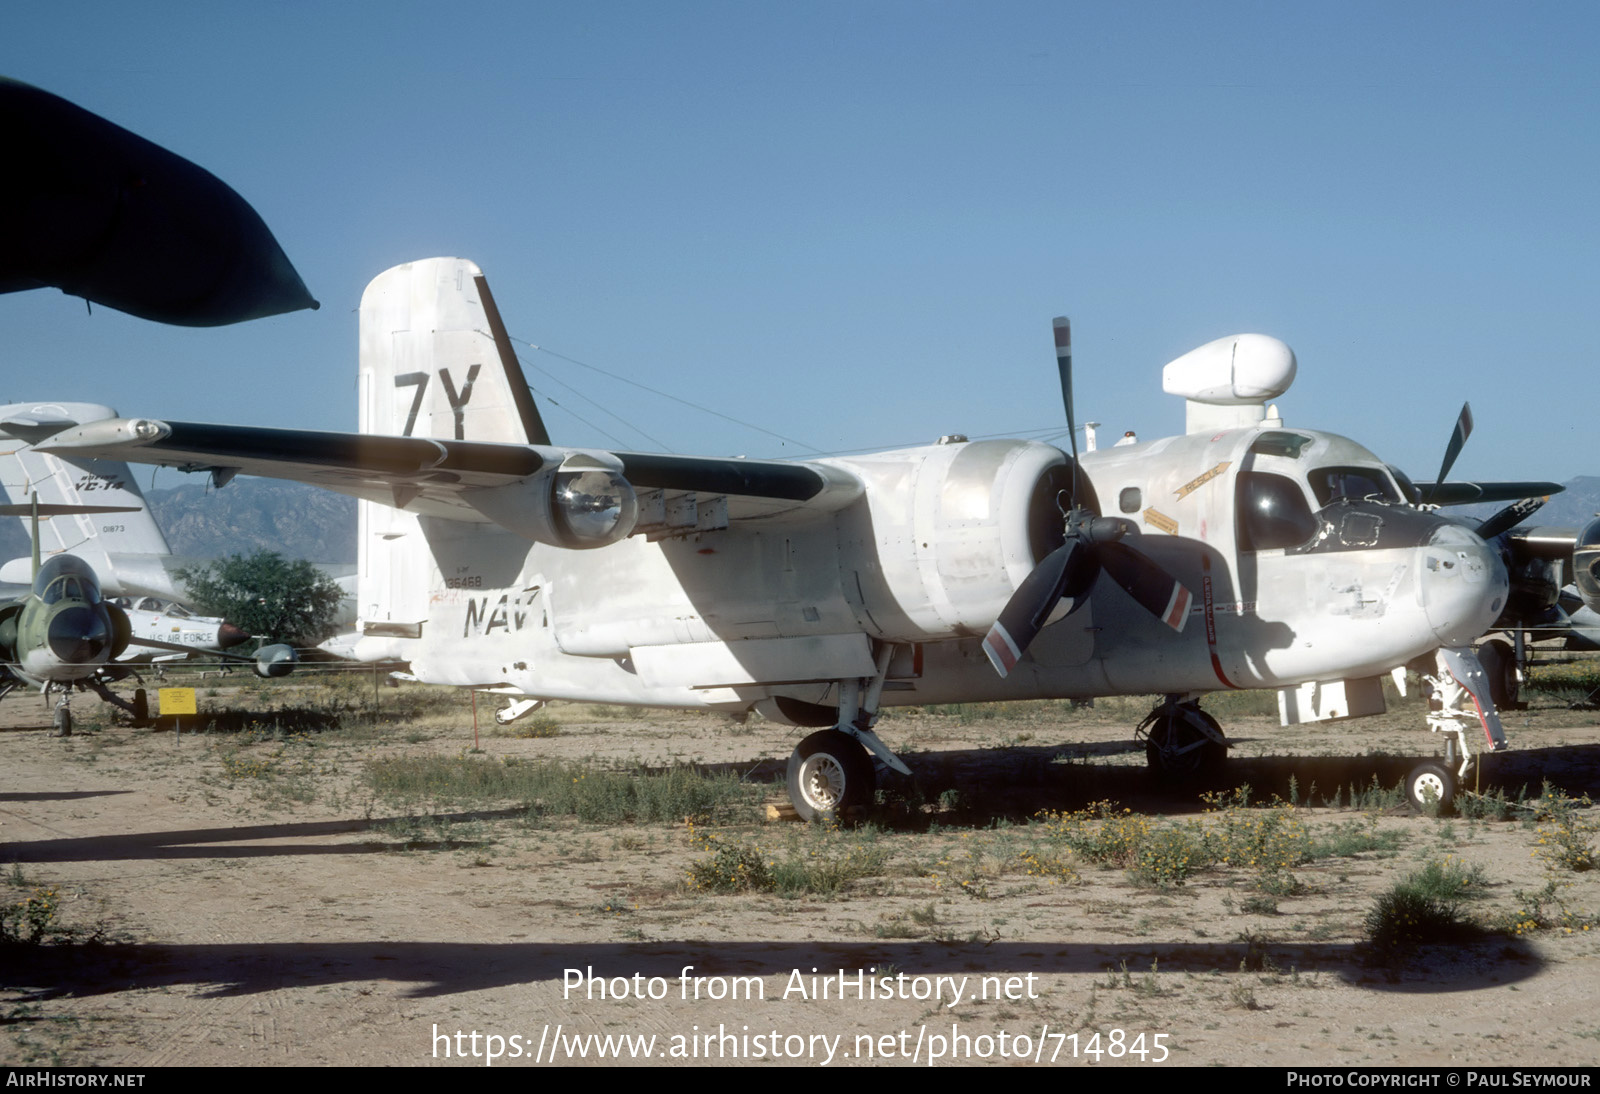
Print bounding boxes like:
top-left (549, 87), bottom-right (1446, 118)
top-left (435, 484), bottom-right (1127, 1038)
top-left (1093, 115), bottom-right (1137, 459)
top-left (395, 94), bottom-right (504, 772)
top-left (35, 418), bottom-right (864, 533)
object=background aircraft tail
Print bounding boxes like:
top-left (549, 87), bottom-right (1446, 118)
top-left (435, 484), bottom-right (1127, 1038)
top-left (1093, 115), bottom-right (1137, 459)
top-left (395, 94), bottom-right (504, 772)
top-left (0, 402), bottom-right (187, 600)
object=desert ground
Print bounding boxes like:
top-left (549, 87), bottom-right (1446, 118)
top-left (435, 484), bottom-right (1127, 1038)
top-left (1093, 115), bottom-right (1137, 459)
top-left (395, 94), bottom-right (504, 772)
top-left (3, 665), bottom-right (1599, 1068)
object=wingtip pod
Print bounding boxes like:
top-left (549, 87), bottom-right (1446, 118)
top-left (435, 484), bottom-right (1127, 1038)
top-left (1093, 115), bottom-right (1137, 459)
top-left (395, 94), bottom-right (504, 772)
top-left (33, 417), bottom-right (170, 451)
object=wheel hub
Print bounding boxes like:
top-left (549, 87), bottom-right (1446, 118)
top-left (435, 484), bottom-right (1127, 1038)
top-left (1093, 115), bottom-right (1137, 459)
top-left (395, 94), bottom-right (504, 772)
top-left (799, 754), bottom-right (846, 810)
top-left (1413, 772), bottom-right (1446, 803)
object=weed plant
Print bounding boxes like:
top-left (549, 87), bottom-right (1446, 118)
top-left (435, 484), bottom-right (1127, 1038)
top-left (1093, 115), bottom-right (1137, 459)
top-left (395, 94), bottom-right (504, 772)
top-left (1532, 783), bottom-right (1596, 872)
top-left (1495, 879), bottom-right (1596, 938)
top-left (1363, 858), bottom-right (1490, 961)
top-left (2, 872), bottom-right (61, 945)
top-left (684, 822), bottom-right (891, 897)
top-left (367, 754), bottom-right (760, 823)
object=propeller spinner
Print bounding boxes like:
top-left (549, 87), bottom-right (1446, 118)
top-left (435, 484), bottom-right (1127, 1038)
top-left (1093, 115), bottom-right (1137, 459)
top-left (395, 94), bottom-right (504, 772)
top-left (982, 319), bottom-right (1193, 678)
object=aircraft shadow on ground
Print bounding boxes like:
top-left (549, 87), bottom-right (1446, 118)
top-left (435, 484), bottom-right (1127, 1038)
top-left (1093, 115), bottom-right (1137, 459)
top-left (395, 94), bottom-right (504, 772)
top-left (4, 808), bottom-right (526, 864)
top-left (1, 935), bottom-right (1543, 1002)
top-left (0, 789), bottom-right (133, 803)
top-left (665, 740), bottom-right (1600, 825)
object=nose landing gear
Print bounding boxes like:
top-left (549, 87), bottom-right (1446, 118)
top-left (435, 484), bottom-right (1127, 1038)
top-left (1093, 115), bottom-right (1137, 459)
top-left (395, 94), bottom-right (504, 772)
top-left (1409, 646), bottom-right (1508, 814)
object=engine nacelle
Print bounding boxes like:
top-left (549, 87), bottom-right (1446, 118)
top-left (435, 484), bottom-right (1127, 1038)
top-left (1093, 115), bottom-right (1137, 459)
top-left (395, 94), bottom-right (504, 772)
top-left (1574, 515), bottom-right (1600, 614)
top-left (0, 602), bottom-right (19, 660)
top-left (105, 602), bottom-right (132, 660)
top-left (835, 440), bottom-right (1079, 639)
top-left (253, 643), bottom-right (298, 678)
top-left (465, 460), bottom-right (639, 549)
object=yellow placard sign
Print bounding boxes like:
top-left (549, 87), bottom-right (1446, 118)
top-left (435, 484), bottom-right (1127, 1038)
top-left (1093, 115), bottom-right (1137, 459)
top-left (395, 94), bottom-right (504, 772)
top-left (1143, 508), bottom-right (1180, 535)
top-left (159, 688), bottom-right (197, 716)
top-left (1173, 461), bottom-right (1231, 500)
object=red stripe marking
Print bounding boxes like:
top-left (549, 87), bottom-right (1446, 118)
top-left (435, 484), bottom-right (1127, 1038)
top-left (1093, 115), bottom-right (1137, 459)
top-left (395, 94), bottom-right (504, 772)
top-left (1163, 584), bottom-right (1192, 632)
top-left (983, 626), bottom-right (1020, 676)
top-left (1448, 668), bottom-right (1500, 748)
top-left (1200, 563), bottom-right (1241, 689)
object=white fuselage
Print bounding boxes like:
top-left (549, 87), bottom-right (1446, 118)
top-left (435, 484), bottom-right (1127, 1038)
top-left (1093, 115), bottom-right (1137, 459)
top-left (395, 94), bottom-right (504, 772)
top-left (355, 424), bottom-right (1507, 713)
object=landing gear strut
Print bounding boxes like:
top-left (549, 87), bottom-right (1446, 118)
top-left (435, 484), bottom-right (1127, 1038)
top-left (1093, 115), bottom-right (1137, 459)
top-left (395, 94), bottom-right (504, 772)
top-left (1138, 696), bottom-right (1227, 782)
top-left (783, 644), bottom-right (910, 822)
top-left (1410, 647), bottom-right (1509, 814)
top-left (51, 693), bottom-right (72, 737)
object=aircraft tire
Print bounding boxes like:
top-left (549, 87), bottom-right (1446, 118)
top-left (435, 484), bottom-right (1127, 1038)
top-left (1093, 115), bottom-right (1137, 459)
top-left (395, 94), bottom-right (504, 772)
top-left (787, 730), bottom-right (874, 823)
top-left (51, 707), bottom-right (72, 738)
top-left (1144, 708), bottom-right (1225, 782)
top-left (1477, 639), bottom-right (1520, 710)
top-left (133, 688), bottom-right (150, 725)
top-left (1406, 762), bottom-right (1455, 815)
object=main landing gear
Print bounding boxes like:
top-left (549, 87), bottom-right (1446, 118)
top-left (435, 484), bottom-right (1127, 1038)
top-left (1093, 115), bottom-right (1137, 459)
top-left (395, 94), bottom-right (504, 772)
top-left (784, 645), bottom-right (910, 823)
top-left (1136, 696), bottom-right (1228, 782)
top-left (1409, 646), bottom-right (1508, 814)
top-left (42, 674), bottom-right (153, 737)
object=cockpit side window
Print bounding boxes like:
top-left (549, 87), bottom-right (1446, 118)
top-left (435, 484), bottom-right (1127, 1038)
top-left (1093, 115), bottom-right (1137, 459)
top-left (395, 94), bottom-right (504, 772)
top-left (1237, 471), bottom-right (1320, 552)
top-left (1308, 466), bottom-right (1400, 507)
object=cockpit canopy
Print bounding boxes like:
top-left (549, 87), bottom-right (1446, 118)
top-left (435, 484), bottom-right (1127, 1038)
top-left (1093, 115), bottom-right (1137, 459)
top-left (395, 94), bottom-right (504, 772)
top-left (1237, 463), bottom-right (1412, 554)
top-left (33, 554), bottom-right (103, 605)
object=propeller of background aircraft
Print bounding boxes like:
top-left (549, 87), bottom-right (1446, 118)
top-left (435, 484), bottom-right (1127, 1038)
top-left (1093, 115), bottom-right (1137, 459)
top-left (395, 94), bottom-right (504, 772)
top-left (982, 318), bottom-right (1192, 677)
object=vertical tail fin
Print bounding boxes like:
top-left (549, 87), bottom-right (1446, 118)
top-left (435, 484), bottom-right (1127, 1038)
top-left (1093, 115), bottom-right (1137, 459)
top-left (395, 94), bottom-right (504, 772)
top-left (358, 257), bottom-right (549, 444)
top-left (353, 259), bottom-right (547, 645)
top-left (0, 403), bottom-right (174, 594)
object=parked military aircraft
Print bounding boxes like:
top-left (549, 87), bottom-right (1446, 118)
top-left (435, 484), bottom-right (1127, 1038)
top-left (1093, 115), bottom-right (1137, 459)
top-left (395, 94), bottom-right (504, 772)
top-left (34, 258), bottom-right (1579, 813)
top-left (0, 401), bottom-right (358, 630)
top-left (0, 494), bottom-right (297, 733)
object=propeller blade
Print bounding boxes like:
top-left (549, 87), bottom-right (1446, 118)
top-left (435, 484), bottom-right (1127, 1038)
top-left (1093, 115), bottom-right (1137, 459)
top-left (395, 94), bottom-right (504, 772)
top-left (1053, 317), bottom-right (1075, 457)
top-left (1475, 496), bottom-right (1548, 541)
top-left (1099, 541), bottom-right (1193, 632)
top-left (1053, 316), bottom-right (1085, 511)
top-left (1411, 480), bottom-right (1564, 506)
top-left (983, 541), bottom-right (1086, 677)
top-left (1425, 402), bottom-right (1473, 504)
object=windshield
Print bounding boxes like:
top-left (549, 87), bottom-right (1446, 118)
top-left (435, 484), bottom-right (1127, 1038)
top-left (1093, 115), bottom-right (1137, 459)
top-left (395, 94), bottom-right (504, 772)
top-left (1236, 471), bottom-right (1320, 551)
top-left (1307, 466), bottom-right (1400, 507)
top-left (32, 555), bottom-right (103, 604)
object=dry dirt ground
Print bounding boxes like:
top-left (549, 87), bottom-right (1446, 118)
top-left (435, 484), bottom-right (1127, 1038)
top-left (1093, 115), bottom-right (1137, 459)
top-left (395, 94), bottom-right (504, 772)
top-left (3, 674), bottom-right (1600, 1069)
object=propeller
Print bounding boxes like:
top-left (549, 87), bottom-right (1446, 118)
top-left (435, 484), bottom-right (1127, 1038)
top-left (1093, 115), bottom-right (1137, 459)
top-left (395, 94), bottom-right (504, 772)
top-left (1423, 403), bottom-right (1474, 505)
top-left (1474, 495), bottom-right (1549, 541)
top-left (982, 319), bottom-right (1194, 678)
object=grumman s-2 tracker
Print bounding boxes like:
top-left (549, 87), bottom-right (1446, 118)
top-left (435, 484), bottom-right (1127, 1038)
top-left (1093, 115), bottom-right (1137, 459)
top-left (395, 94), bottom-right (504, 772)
top-left (33, 258), bottom-right (1586, 817)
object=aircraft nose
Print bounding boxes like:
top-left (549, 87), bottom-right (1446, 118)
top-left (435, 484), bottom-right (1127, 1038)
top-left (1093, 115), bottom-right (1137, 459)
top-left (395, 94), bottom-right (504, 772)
top-left (1417, 523), bottom-right (1507, 646)
top-left (47, 606), bottom-right (112, 666)
top-left (218, 622), bottom-right (252, 649)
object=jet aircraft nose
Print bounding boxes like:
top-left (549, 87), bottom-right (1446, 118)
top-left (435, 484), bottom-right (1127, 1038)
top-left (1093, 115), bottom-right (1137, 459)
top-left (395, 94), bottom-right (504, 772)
top-left (218, 622), bottom-right (252, 649)
top-left (47, 605), bottom-right (112, 666)
top-left (1417, 523), bottom-right (1507, 647)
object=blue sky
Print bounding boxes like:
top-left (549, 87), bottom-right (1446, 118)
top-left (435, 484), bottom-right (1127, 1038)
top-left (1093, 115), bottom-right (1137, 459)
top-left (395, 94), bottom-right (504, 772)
top-left (5, 1), bottom-right (1596, 485)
